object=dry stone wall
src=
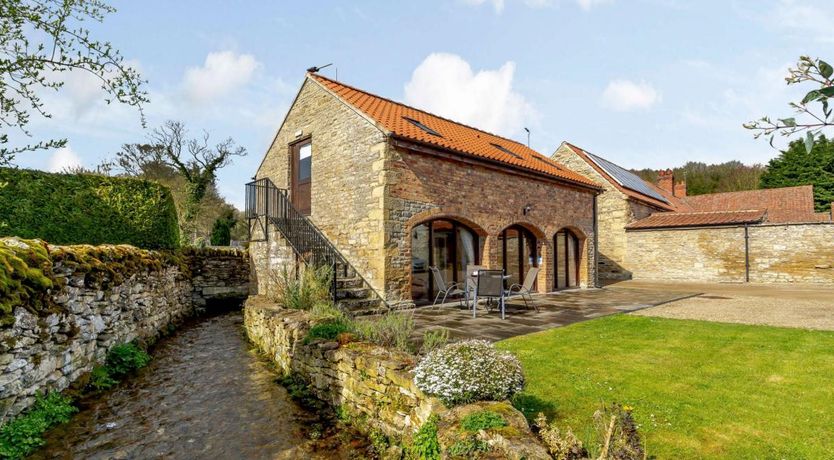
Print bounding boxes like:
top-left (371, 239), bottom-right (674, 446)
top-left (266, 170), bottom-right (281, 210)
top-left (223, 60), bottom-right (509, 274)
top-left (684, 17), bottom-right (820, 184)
top-left (625, 223), bottom-right (834, 283)
top-left (0, 241), bottom-right (251, 424)
top-left (243, 297), bottom-right (550, 459)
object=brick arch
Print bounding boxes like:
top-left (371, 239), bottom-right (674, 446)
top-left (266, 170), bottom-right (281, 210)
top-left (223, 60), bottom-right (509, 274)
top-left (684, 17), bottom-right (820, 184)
top-left (497, 221), bottom-right (546, 240)
top-left (552, 226), bottom-right (589, 289)
top-left (404, 208), bottom-right (488, 237)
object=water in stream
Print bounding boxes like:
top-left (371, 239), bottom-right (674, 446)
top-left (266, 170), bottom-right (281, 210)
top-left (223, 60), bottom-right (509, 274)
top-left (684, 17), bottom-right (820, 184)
top-left (32, 311), bottom-right (367, 459)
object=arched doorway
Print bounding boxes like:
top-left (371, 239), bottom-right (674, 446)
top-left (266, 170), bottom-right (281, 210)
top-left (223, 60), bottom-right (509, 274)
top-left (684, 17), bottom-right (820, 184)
top-left (411, 219), bottom-right (481, 303)
top-left (498, 225), bottom-right (539, 289)
top-left (554, 229), bottom-right (581, 290)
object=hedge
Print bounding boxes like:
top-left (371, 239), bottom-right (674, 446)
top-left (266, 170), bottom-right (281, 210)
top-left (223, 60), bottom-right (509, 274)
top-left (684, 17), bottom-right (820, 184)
top-left (0, 168), bottom-right (179, 249)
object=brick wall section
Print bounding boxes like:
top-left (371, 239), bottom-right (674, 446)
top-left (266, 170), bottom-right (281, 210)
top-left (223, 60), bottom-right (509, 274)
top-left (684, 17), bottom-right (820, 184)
top-left (256, 79), bottom-right (388, 295)
top-left (625, 223), bottom-right (834, 283)
top-left (385, 146), bottom-right (597, 299)
top-left (552, 144), bottom-right (656, 280)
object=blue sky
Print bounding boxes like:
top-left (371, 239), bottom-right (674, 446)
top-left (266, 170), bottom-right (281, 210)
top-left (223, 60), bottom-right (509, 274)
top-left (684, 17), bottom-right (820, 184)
top-left (12, 0), bottom-right (834, 208)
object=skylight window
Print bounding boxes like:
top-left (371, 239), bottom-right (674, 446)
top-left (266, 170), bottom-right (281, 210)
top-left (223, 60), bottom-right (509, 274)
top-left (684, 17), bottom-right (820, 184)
top-left (490, 143), bottom-right (521, 159)
top-left (403, 117), bottom-right (442, 137)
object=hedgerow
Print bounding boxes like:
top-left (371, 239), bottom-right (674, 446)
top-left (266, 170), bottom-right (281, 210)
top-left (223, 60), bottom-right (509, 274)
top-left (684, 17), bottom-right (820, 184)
top-left (0, 168), bottom-right (179, 249)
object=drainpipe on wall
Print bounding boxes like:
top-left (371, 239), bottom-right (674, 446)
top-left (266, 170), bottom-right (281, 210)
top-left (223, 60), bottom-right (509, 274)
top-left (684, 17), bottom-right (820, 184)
top-left (593, 194), bottom-right (600, 288)
top-left (744, 224), bottom-right (750, 283)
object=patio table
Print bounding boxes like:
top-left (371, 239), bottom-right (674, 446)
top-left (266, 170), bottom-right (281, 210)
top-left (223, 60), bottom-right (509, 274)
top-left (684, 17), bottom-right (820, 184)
top-left (469, 270), bottom-right (511, 317)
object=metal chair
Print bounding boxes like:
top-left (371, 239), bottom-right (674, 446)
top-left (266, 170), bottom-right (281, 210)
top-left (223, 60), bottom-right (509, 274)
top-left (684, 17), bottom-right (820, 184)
top-left (474, 269), bottom-right (507, 319)
top-left (507, 266), bottom-right (540, 311)
top-left (430, 266), bottom-right (464, 307)
top-left (463, 264), bottom-right (486, 309)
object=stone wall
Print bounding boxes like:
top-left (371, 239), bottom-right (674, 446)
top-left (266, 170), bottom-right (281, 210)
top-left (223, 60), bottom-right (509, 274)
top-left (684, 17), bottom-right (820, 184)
top-left (243, 298), bottom-right (550, 459)
top-left (552, 143), bottom-right (662, 281)
top-left (0, 241), bottom-right (251, 424)
top-left (255, 77), bottom-right (388, 297)
top-left (252, 76), bottom-right (599, 304)
top-left (625, 223), bottom-right (834, 283)
top-left (386, 146), bottom-right (598, 300)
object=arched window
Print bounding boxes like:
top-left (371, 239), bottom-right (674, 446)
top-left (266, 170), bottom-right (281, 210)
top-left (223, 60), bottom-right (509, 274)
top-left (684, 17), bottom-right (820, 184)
top-left (554, 229), bottom-right (580, 290)
top-left (498, 225), bottom-right (539, 290)
top-left (411, 219), bottom-right (481, 303)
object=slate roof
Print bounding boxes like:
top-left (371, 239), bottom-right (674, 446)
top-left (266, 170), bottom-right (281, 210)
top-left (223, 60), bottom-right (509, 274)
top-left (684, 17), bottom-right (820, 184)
top-left (308, 73), bottom-right (600, 189)
top-left (561, 143), bottom-right (680, 211)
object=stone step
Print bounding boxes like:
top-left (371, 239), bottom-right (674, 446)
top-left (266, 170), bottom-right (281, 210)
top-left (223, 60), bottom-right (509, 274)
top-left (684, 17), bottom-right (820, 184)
top-left (335, 277), bottom-right (364, 289)
top-left (337, 298), bottom-right (385, 314)
top-left (335, 287), bottom-right (370, 300)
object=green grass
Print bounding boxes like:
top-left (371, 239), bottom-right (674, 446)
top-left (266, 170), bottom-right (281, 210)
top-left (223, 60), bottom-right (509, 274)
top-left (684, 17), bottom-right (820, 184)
top-left (497, 314), bottom-right (834, 459)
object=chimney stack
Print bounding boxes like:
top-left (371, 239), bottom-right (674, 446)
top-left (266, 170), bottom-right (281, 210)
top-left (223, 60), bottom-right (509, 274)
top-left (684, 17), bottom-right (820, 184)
top-left (658, 169), bottom-right (675, 194)
top-left (657, 169), bottom-right (686, 197)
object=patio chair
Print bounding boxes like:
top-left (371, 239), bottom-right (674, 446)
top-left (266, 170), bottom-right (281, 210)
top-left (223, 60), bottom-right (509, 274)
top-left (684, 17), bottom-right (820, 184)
top-left (474, 269), bottom-right (507, 319)
top-left (463, 265), bottom-right (486, 309)
top-left (430, 266), bottom-right (464, 307)
top-left (507, 266), bottom-right (540, 312)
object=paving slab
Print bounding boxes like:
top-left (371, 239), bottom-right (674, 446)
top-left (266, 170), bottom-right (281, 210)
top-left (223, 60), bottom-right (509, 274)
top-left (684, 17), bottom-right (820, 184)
top-left (397, 286), bottom-right (699, 343)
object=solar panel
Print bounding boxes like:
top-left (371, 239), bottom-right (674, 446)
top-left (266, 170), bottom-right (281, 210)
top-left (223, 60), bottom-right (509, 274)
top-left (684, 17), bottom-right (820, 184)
top-left (584, 151), bottom-right (669, 204)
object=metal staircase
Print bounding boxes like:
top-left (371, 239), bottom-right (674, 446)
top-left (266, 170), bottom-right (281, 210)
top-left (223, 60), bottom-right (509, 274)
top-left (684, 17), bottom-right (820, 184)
top-left (245, 178), bottom-right (390, 314)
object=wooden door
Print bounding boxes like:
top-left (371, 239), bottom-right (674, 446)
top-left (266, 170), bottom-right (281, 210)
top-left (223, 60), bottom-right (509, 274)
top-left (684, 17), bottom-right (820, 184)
top-left (291, 140), bottom-right (312, 215)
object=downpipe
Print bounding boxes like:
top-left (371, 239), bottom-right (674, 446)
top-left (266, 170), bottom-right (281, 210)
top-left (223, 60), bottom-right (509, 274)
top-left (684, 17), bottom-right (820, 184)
top-left (744, 224), bottom-right (750, 283)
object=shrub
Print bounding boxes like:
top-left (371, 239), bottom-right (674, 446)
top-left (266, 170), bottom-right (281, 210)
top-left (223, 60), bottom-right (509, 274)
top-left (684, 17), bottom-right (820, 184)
top-left (0, 168), bottom-right (179, 249)
top-left (413, 340), bottom-right (524, 406)
top-left (310, 302), bottom-right (348, 323)
top-left (535, 413), bottom-right (587, 460)
top-left (105, 343), bottom-right (151, 377)
top-left (352, 311), bottom-right (414, 353)
top-left (0, 392), bottom-right (77, 459)
top-left (268, 265), bottom-right (331, 310)
top-left (304, 321), bottom-right (352, 344)
top-left (446, 436), bottom-right (490, 458)
top-left (420, 328), bottom-right (450, 354)
top-left (460, 410), bottom-right (507, 432)
top-left (409, 414), bottom-right (441, 460)
top-left (88, 366), bottom-right (118, 391)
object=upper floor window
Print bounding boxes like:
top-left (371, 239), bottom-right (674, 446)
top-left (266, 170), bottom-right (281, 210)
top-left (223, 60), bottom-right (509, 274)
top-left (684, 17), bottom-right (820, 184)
top-left (298, 142), bottom-right (312, 181)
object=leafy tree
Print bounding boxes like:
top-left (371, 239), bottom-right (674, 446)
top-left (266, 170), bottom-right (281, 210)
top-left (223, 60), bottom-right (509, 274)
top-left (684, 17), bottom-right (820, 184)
top-left (759, 135), bottom-right (834, 212)
top-left (0, 0), bottom-right (147, 165)
top-left (210, 208), bottom-right (237, 246)
top-left (111, 120), bottom-right (246, 244)
top-left (745, 56), bottom-right (834, 152)
top-left (632, 161), bottom-right (765, 196)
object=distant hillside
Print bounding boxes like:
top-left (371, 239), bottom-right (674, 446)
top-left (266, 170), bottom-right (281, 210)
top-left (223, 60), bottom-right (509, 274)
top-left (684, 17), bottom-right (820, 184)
top-left (631, 161), bottom-right (765, 196)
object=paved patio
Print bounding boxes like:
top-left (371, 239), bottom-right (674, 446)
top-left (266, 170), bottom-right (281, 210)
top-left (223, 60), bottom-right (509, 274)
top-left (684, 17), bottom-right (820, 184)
top-left (407, 285), bottom-right (700, 343)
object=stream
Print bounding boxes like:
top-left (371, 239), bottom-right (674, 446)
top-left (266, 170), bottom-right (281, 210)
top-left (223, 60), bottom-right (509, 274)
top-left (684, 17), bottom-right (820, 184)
top-left (31, 311), bottom-right (367, 459)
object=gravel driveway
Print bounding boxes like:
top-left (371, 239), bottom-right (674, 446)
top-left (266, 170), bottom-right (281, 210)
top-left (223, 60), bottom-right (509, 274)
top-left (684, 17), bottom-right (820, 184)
top-left (622, 281), bottom-right (834, 330)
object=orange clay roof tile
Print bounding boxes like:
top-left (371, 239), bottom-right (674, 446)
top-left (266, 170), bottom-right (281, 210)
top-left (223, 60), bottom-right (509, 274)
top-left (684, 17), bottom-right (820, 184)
top-left (626, 209), bottom-right (767, 230)
top-left (308, 73), bottom-right (600, 189)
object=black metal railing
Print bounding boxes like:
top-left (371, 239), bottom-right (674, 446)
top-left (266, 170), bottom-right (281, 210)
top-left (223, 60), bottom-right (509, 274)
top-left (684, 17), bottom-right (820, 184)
top-left (245, 178), bottom-right (391, 310)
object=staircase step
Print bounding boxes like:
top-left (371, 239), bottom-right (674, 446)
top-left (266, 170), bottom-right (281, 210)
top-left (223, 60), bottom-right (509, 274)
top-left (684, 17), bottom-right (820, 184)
top-left (335, 277), bottom-right (364, 289)
top-left (335, 287), bottom-right (370, 300)
top-left (338, 298), bottom-right (385, 314)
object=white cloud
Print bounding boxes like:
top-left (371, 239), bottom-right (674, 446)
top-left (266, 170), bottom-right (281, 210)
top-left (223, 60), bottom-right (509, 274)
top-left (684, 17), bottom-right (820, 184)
top-left (576, 0), bottom-right (612, 10)
top-left (466, 0), bottom-right (611, 12)
top-left (461, 0), bottom-right (505, 13)
top-left (404, 53), bottom-right (536, 136)
top-left (600, 79), bottom-right (660, 111)
top-left (48, 146), bottom-right (82, 172)
top-left (183, 51), bottom-right (260, 105)
top-left (760, 0), bottom-right (834, 43)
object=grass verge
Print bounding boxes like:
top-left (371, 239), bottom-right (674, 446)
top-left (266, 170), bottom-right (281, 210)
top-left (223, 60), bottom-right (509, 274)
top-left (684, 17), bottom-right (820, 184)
top-left (497, 314), bottom-right (834, 459)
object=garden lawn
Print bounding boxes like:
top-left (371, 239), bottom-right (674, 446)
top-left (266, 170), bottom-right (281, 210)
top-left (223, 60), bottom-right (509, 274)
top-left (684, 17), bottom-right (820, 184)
top-left (497, 314), bottom-right (834, 460)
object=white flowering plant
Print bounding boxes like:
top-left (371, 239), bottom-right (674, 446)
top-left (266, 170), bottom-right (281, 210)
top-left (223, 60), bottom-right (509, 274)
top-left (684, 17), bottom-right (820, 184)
top-left (412, 340), bottom-right (525, 406)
